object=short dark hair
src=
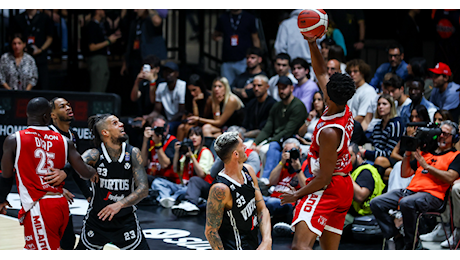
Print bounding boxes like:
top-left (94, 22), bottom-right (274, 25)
top-left (143, 55), bottom-right (161, 68)
top-left (321, 38), bottom-right (336, 47)
top-left (382, 73), bottom-right (403, 90)
top-left (405, 77), bottom-right (425, 91)
top-left (291, 57), bottom-right (310, 71)
top-left (349, 142), bottom-right (359, 155)
top-left (434, 109), bottom-right (453, 122)
top-left (328, 45), bottom-right (345, 63)
top-left (386, 43), bottom-right (404, 54)
top-left (8, 33), bottom-right (26, 53)
top-left (246, 47), bottom-right (263, 58)
top-left (275, 52), bottom-right (291, 63)
top-left (49, 97), bottom-right (61, 111)
top-left (326, 73), bottom-right (356, 106)
top-left (408, 57), bottom-right (428, 78)
top-left (412, 105), bottom-right (430, 123)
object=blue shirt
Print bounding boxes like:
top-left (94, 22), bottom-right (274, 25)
top-left (369, 61), bottom-right (409, 90)
top-left (429, 82), bottom-right (460, 110)
top-left (400, 97), bottom-right (439, 126)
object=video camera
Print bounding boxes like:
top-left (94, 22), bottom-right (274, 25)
top-left (400, 122), bottom-right (441, 153)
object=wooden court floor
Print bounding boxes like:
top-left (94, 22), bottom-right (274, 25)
top-left (0, 214), bottom-right (118, 250)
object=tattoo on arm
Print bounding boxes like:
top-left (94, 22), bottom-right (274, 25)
top-left (205, 185), bottom-right (227, 250)
top-left (81, 148), bottom-right (99, 166)
top-left (119, 148), bottom-right (149, 208)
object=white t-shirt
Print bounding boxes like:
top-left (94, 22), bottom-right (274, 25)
top-left (347, 82), bottom-right (378, 118)
top-left (155, 79), bottom-right (186, 120)
top-left (395, 97), bottom-right (412, 117)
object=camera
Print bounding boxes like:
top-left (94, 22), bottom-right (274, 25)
top-left (401, 122), bottom-right (441, 153)
top-left (179, 139), bottom-right (194, 155)
top-left (288, 148), bottom-right (300, 161)
top-left (153, 126), bottom-right (164, 137)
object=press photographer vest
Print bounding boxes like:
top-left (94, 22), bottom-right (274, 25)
top-left (350, 164), bottom-right (385, 216)
top-left (147, 135), bottom-right (180, 184)
top-left (407, 150), bottom-right (460, 200)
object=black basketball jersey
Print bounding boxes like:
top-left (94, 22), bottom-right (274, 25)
top-left (214, 166), bottom-right (259, 250)
top-left (87, 142), bottom-right (136, 220)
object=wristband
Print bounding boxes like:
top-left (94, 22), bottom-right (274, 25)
top-left (279, 161), bottom-right (283, 166)
top-left (214, 112), bottom-right (221, 116)
top-left (154, 142), bottom-right (163, 148)
top-left (294, 169), bottom-right (301, 174)
top-left (306, 118), bottom-right (312, 122)
top-left (107, 39), bottom-right (111, 45)
top-left (150, 82), bottom-right (156, 87)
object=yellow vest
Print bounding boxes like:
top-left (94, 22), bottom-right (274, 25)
top-left (351, 164), bottom-right (386, 216)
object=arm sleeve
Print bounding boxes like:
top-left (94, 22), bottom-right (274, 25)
top-left (355, 169), bottom-right (375, 194)
top-left (410, 159), bottom-right (418, 171)
top-left (245, 151), bottom-right (261, 175)
top-left (198, 149), bottom-right (214, 175)
top-left (448, 154), bottom-right (460, 175)
top-left (210, 156), bottom-right (224, 179)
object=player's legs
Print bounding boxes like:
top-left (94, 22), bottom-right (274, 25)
top-left (112, 214), bottom-right (150, 250)
top-left (319, 229), bottom-right (341, 250)
top-left (23, 196), bottom-right (69, 250)
top-left (75, 217), bottom-right (109, 250)
top-left (291, 221), bottom-right (317, 250)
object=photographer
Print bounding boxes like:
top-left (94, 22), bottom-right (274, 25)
top-left (140, 115), bottom-right (179, 187)
top-left (370, 120), bottom-right (460, 250)
top-left (170, 126), bottom-right (214, 216)
top-left (266, 139), bottom-right (308, 229)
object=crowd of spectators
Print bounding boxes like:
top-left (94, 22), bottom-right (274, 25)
top-left (2, 9), bottom-right (460, 250)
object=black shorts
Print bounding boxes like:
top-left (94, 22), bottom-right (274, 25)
top-left (76, 212), bottom-right (149, 250)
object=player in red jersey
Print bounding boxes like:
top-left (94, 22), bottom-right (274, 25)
top-left (280, 32), bottom-right (356, 250)
top-left (0, 97), bottom-right (96, 250)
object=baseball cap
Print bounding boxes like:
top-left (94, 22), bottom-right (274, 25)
top-left (277, 75), bottom-right (293, 86)
top-left (429, 62), bottom-right (452, 76)
top-left (163, 61), bottom-right (179, 72)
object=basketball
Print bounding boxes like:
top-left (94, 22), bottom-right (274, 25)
top-left (297, 9), bottom-right (328, 38)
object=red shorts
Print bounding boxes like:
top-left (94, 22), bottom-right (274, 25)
top-left (291, 175), bottom-right (353, 236)
top-left (22, 195), bottom-right (69, 250)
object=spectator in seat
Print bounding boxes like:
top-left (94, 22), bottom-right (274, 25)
top-left (268, 52), bottom-right (298, 101)
top-left (433, 109), bottom-right (453, 125)
top-left (383, 73), bottom-right (412, 127)
top-left (242, 75), bottom-right (276, 139)
top-left (369, 43), bottom-right (408, 92)
top-left (360, 94), bottom-right (403, 178)
top-left (370, 120), bottom-right (460, 250)
top-left (251, 75), bottom-right (307, 182)
top-left (296, 91), bottom-right (325, 149)
top-left (400, 77), bottom-right (438, 124)
top-left (346, 59), bottom-right (377, 126)
top-left (328, 45), bottom-right (347, 74)
top-left (231, 47), bottom-right (267, 104)
top-left (326, 59), bottom-right (341, 77)
top-left (320, 38), bottom-right (336, 62)
top-left (291, 57), bottom-right (319, 112)
top-left (406, 57), bottom-right (433, 99)
top-left (429, 62), bottom-right (460, 122)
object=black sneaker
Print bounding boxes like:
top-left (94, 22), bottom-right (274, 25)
top-left (272, 222), bottom-right (294, 237)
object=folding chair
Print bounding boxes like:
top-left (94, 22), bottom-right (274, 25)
top-left (413, 188), bottom-right (452, 250)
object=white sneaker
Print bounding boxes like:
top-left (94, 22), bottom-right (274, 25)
top-left (172, 201), bottom-right (200, 217)
top-left (420, 223), bottom-right (451, 242)
top-left (440, 228), bottom-right (460, 248)
top-left (272, 222), bottom-right (293, 237)
top-left (159, 197), bottom-right (175, 208)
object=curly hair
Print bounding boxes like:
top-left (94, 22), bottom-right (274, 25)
top-left (326, 73), bottom-right (356, 106)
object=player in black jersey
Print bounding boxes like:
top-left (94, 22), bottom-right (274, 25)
top-left (49, 97), bottom-right (92, 249)
top-left (75, 114), bottom-right (150, 250)
top-left (205, 132), bottom-right (272, 250)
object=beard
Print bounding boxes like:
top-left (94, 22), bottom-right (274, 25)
top-left (58, 114), bottom-right (74, 122)
top-left (280, 91), bottom-right (291, 101)
top-left (111, 134), bottom-right (129, 145)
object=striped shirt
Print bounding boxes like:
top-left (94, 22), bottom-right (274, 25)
top-left (366, 117), bottom-right (403, 160)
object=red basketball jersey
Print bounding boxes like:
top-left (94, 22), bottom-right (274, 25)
top-left (308, 105), bottom-right (354, 176)
top-left (15, 126), bottom-right (68, 215)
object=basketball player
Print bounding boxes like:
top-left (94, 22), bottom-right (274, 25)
top-left (0, 97), bottom-right (96, 250)
top-left (49, 97), bottom-right (92, 249)
top-left (279, 32), bottom-right (356, 250)
top-left (75, 114), bottom-right (150, 250)
top-left (205, 132), bottom-right (272, 250)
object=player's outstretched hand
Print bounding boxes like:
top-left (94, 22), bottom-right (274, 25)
top-left (301, 29), bottom-right (327, 43)
top-left (63, 188), bottom-right (75, 204)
